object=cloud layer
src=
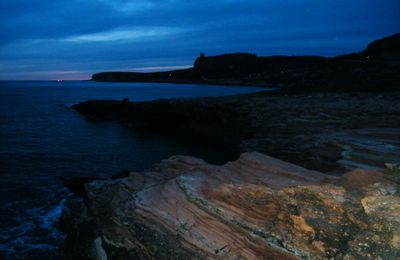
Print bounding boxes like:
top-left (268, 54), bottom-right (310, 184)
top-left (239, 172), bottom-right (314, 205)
top-left (0, 0), bottom-right (399, 80)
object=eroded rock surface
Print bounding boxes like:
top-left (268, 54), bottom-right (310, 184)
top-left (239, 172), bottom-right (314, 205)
top-left (62, 152), bottom-right (400, 259)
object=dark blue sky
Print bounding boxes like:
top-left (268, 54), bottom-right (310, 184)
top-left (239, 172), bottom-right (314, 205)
top-left (0, 0), bottom-right (399, 80)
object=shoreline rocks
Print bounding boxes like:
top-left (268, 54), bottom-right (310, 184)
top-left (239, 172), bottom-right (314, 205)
top-left (73, 91), bottom-right (400, 172)
top-left (61, 152), bottom-right (400, 259)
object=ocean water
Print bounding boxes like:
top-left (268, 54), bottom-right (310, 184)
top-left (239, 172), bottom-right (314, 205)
top-left (0, 80), bottom-right (263, 259)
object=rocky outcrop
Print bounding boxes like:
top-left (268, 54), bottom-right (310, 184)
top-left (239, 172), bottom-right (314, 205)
top-left (72, 95), bottom-right (255, 145)
top-left (363, 33), bottom-right (400, 61)
top-left (61, 152), bottom-right (400, 259)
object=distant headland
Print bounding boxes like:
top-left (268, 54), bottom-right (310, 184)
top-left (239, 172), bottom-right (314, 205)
top-left (92, 33), bottom-right (400, 91)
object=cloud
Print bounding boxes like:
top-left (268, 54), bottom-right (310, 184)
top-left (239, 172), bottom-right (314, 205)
top-left (64, 26), bottom-right (185, 43)
top-left (96, 0), bottom-right (157, 13)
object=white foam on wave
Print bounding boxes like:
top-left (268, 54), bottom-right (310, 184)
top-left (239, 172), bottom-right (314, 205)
top-left (43, 199), bottom-right (65, 226)
top-left (0, 222), bottom-right (36, 239)
top-left (0, 193), bottom-right (69, 259)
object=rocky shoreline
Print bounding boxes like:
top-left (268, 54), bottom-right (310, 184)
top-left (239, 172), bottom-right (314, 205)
top-left (61, 90), bottom-right (400, 259)
top-left (73, 91), bottom-right (400, 173)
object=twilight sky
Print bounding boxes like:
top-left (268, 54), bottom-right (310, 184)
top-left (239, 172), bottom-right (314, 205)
top-left (0, 0), bottom-right (399, 80)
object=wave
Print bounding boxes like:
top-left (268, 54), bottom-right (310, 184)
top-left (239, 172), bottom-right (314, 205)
top-left (0, 191), bottom-right (69, 260)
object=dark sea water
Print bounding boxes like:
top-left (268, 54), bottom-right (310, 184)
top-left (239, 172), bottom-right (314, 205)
top-left (0, 80), bottom-right (263, 259)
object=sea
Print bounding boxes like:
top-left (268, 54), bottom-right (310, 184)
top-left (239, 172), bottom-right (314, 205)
top-left (0, 80), bottom-right (263, 259)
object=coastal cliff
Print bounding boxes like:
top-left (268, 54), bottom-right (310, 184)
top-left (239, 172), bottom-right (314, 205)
top-left (61, 152), bottom-right (400, 259)
top-left (92, 33), bottom-right (400, 92)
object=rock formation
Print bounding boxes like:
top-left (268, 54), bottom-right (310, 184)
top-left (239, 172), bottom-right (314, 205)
top-left (61, 152), bottom-right (400, 259)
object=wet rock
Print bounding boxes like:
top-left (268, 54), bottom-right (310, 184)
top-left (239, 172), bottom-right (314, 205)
top-left (62, 152), bottom-right (400, 259)
top-left (62, 177), bottom-right (104, 196)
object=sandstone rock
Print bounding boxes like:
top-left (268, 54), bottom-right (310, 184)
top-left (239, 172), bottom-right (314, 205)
top-left (63, 152), bottom-right (400, 259)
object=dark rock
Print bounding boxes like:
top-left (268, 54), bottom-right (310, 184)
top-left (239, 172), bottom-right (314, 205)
top-left (364, 33), bottom-right (400, 60)
top-left (73, 92), bottom-right (400, 173)
top-left (110, 169), bottom-right (130, 180)
top-left (62, 177), bottom-right (101, 195)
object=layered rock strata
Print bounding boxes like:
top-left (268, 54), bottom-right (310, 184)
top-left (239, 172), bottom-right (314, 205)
top-left (61, 152), bottom-right (400, 259)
